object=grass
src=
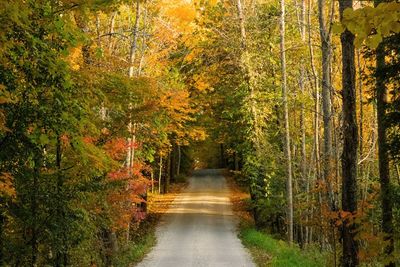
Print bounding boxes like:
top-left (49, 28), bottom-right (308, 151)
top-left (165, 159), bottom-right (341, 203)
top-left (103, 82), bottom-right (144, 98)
top-left (239, 224), bottom-right (329, 267)
top-left (113, 215), bottom-right (158, 266)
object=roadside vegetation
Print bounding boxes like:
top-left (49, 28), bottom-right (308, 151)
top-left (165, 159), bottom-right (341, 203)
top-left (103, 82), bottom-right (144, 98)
top-left (227, 172), bottom-right (328, 267)
top-left (239, 226), bottom-right (328, 267)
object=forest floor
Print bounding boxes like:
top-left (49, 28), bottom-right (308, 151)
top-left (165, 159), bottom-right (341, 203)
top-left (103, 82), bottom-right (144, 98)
top-left (226, 171), bottom-right (328, 267)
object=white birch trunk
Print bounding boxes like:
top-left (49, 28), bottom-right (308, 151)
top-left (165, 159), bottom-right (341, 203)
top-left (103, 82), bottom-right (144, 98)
top-left (280, 0), bottom-right (293, 243)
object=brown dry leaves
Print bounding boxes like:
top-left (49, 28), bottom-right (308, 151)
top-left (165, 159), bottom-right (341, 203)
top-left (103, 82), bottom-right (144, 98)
top-left (147, 183), bottom-right (188, 214)
top-left (225, 171), bottom-right (253, 223)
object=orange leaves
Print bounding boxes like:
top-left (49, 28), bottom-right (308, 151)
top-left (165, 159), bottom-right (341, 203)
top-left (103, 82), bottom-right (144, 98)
top-left (160, 0), bottom-right (196, 33)
top-left (104, 138), bottom-right (128, 161)
top-left (0, 172), bottom-right (15, 200)
top-left (160, 88), bottom-right (194, 129)
top-left (165, 3), bottom-right (196, 25)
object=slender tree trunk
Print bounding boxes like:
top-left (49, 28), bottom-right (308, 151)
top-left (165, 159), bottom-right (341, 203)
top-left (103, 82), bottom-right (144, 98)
top-left (339, 1), bottom-right (359, 265)
top-left (357, 49), bottom-right (364, 164)
top-left (126, 138), bottom-right (132, 175)
top-left (296, 0), bottom-right (308, 245)
top-left (151, 171), bottom-right (154, 193)
top-left (177, 145), bottom-right (181, 175)
top-left (307, 0), bottom-right (321, 185)
top-left (164, 151), bottom-right (171, 194)
top-left (108, 12), bottom-right (117, 52)
top-left (236, 0), bottom-right (246, 50)
top-left (375, 12), bottom-right (394, 265)
top-left (171, 145), bottom-right (176, 183)
top-left (138, 1), bottom-right (148, 76)
top-left (318, 0), bottom-right (336, 210)
top-left (95, 13), bottom-right (101, 48)
top-left (128, 0), bottom-right (140, 78)
top-left (158, 156), bottom-right (163, 194)
top-left (296, 0), bottom-right (307, 193)
top-left (280, 0), bottom-right (293, 243)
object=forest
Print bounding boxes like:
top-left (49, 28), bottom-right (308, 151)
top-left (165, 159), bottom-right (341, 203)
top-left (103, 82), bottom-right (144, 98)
top-left (0, 0), bottom-right (399, 266)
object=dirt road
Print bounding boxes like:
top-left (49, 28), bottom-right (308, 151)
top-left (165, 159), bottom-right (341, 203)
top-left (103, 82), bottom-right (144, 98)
top-left (136, 169), bottom-right (255, 267)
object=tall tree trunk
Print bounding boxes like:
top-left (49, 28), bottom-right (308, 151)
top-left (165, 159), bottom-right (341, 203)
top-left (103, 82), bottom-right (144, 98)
top-left (128, 0), bottom-right (141, 78)
top-left (375, 10), bottom-right (394, 265)
top-left (296, 0), bottom-right (307, 192)
top-left (307, 0), bottom-right (321, 186)
top-left (296, 0), bottom-right (308, 245)
top-left (318, 0), bottom-right (336, 210)
top-left (280, 0), bottom-right (293, 243)
top-left (339, 1), bottom-right (359, 265)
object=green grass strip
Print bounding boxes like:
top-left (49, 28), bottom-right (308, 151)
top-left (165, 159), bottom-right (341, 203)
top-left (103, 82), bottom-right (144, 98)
top-left (240, 227), bottom-right (328, 267)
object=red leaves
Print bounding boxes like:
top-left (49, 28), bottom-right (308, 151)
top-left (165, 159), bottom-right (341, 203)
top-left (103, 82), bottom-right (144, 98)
top-left (104, 138), bottom-right (127, 161)
top-left (106, 161), bottom-right (151, 230)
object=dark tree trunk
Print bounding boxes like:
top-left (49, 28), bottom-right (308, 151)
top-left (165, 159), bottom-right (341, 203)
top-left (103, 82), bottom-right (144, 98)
top-left (55, 135), bottom-right (68, 267)
top-left (0, 212), bottom-right (4, 265)
top-left (339, 1), bottom-right (359, 266)
top-left (31, 154), bottom-right (41, 267)
top-left (220, 143), bottom-right (225, 168)
top-left (171, 144), bottom-right (176, 182)
top-left (164, 151), bottom-right (171, 194)
top-left (375, 14), bottom-right (395, 265)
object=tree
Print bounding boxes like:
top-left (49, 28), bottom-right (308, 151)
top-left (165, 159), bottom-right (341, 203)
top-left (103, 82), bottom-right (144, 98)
top-left (339, 0), bottom-right (359, 265)
top-left (279, 0), bottom-right (293, 243)
top-left (375, 3), bottom-right (395, 266)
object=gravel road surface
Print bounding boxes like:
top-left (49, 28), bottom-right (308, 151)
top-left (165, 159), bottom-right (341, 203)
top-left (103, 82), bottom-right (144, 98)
top-left (136, 169), bottom-right (255, 267)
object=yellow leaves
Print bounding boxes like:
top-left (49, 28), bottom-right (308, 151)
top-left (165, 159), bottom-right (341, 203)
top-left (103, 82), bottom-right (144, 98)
top-left (191, 64), bottom-right (220, 92)
top-left (65, 46), bottom-right (83, 70)
top-left (193, 75), bottom-right (210, 91)
top-left (340, 3), bottom-right (400, 48)
top-left (184, 48), bottom-right (200, 62)
top-left (166, 4), bottom-right (196, 24)
top-left (209, 0), bottom-right (219, 6)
